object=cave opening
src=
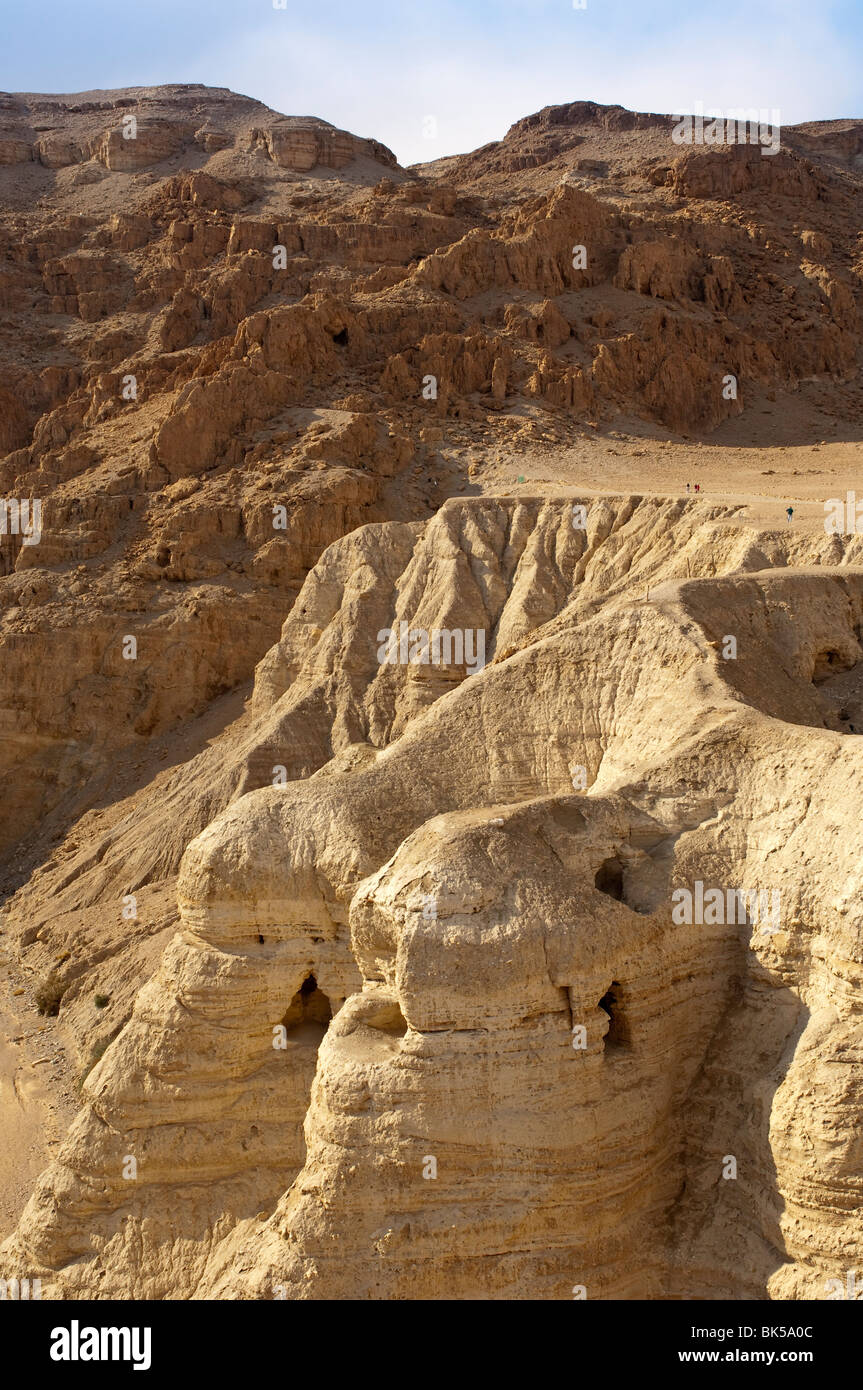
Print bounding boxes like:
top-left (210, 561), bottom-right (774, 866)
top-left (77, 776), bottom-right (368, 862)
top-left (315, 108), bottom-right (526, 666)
top-left (595, 857), bottom-right (625, 901)
top-left (812, 649), bottom-right (855, 684)
top-left (598, 982), bottom-right (631, 1051)
top-left (332, 328), bottom-right (349, 346)
top-left (281, 973), bottom-right (333, 1038)
top-left (365, 999), bottom-right (408, 1036)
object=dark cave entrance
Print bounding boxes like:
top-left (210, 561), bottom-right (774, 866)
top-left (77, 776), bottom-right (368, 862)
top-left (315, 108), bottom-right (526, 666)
top-left (598, 982), bottom-right (631, 1052)
top-left (595, 856), bottom-right (625, 901)
top-left (281, 973), bottom-right (333, 1041)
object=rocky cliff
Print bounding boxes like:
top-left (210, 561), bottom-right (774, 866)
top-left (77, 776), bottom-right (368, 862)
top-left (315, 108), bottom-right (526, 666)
top-left (1, 87), bottom-right (862, 1301)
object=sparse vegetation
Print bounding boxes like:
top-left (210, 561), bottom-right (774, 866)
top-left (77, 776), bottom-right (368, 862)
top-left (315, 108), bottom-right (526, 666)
top-left (35, 971), bottom-right (65, 1017)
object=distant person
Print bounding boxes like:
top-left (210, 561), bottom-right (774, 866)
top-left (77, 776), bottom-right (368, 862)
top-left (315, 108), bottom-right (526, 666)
top-left (685, 482), bottom-right (691, 493)
top-left (694, 483), bottom-right (700, 494)
top-left (786, 506), bottom-right (794, 523)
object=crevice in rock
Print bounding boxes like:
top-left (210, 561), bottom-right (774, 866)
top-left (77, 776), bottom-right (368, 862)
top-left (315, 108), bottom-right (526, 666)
top-left (598, 981), bottom-right (631, 1052)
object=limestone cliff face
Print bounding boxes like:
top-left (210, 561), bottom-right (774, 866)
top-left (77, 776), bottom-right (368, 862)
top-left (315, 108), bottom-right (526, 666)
top-left (0, 89), bottom-right (398, 174)
top-left (8, 495), bottom-right (858, 1053)
top-left (2, 85), bottom-right (863, 881)
top-left (249, 119), bottom-right (399, 173)
top-left (3, 496), bottom-right (862, 1299)
top-left (3, 86), bottom-right (863, 1301)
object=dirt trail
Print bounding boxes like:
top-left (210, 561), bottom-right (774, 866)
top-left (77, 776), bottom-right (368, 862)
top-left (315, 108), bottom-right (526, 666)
top-left (0, 974), bottom-right (75, 1243)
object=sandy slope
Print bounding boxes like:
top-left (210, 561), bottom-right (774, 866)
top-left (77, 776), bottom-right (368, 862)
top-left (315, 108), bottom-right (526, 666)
top-left (0, 974), bottom-right (74, 1241)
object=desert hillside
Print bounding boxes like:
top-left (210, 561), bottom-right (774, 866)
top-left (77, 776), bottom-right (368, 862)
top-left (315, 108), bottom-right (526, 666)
top-left (0, 85), bottom-right (861, 1300)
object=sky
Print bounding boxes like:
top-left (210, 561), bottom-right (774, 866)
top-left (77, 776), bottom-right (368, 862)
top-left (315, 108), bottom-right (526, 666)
top-left (4, 0), bottom-right (863, 166)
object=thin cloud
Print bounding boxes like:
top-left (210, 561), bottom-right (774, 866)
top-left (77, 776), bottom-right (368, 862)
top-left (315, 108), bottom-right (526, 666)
top-left (189, 6), bottom-right (861, 166)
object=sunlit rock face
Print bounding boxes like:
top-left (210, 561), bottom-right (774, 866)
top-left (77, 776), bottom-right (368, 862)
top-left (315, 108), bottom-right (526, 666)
top-left (2, 86), bottom-right (863, 1301)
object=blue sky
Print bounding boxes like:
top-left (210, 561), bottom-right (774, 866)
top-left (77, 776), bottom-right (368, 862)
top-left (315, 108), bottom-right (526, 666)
top-left (4, 0), bottom-right (863, 165)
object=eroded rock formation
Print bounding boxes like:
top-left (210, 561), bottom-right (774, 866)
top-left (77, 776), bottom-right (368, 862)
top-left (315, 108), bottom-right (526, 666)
top-left (1, 87), bottom-right (863, 1301)
top-left (2, 496), bottom-right (862, 1298)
